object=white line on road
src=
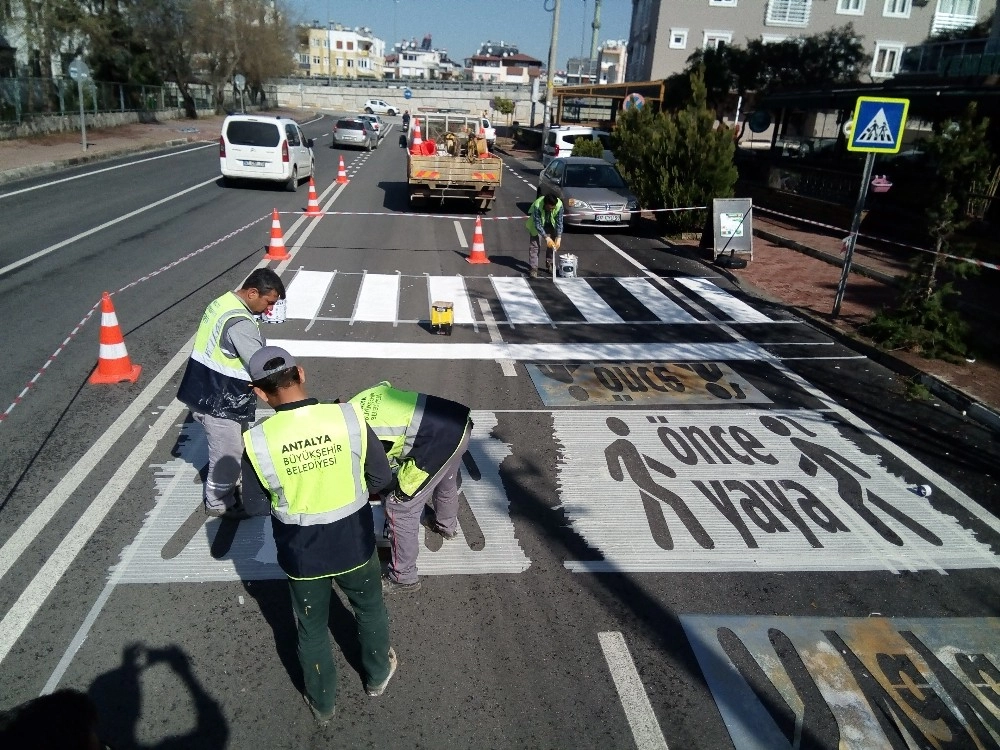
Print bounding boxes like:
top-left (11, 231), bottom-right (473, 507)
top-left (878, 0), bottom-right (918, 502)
top-left (0, 143), bottom-right (215, 200)
top-left (598, 631), bottom-right (670, 750)
top-left (477, 298), bottom-right (517, 376)
top-left (0, 397), bottom-right (187, 667)
top-left (454, 220), bottom-right (468, 248)
top-left (0, 177), bottom-right (218, 278)
top-left (0, 343), bottom-right (192, 585)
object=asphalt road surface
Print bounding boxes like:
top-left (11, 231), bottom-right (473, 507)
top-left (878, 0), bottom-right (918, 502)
top-left (0, 113), bottom-right (998, 749)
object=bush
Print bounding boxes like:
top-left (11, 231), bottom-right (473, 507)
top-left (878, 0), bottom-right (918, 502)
top-left (612, 68), bottom-right (737, 234)
top-left (571, 138), bottom-right (605, 158)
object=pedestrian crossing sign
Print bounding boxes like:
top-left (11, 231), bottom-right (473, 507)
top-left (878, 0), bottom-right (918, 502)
top-left (847, 96), bottom-right (910, 153)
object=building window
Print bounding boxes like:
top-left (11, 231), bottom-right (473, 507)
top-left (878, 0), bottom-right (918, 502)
top-left (347, 59), bottom-right (354, 67)
top-left (837, 0), bottom-right (865, 15)
top-left (703, 30), bottom-right (733, 49)
top-left (882, 0), bottom-right (910, 18)
top-left (938, 0), bottom-right (978, 13)
top-left (336, 40), bottom-right (343, 50)
top-left (669, 29), bottom-right (688, 49)
top-left (766, 0), bottom-right (812, 26)
top-left (336, 58), bottom-right (343, 67)
top-left (298, 54), bottom-right (309, 64)
top-left (312, 56), bottom-right (320, 64)
top-left (871, 41), bottom-right (904, 77)
top-left (932, 0), bottom-right (979, 33)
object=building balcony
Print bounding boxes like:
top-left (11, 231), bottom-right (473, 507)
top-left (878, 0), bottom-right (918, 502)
top-left (899, 38), bottom-right (999, 78)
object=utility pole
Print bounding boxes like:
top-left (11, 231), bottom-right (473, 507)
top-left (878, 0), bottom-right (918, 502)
top-left (542, 0), bottom-right (562, 143)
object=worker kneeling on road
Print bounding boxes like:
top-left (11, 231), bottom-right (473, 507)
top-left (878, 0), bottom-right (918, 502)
top-left (242, 347), bottom-right (398, 726)
top-left (350, 382), bottom-right (473, 594)
top-left (526, 193), bottom-right (563, 278)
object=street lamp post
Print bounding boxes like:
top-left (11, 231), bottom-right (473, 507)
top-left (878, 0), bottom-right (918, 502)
top-left (542, 0), bottom-right (562, 144)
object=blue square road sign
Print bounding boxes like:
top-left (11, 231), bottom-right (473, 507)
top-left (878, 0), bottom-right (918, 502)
top-left (848, 96), bottom-right (910, 154)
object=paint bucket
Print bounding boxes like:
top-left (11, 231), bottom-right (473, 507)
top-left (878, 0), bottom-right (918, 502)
top-left (557, 253), bottom-right (578, 278)
top-left (261, 297), bottom-right (286, 324)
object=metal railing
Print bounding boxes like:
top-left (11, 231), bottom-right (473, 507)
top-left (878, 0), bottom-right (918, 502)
top-left (0, 76), bottom-right (278, 124)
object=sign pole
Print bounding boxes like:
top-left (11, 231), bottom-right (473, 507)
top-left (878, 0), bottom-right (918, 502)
top-left (78, 78), bottom-right (87, 152)
top-left (832, 151), bottom-right (875, 317)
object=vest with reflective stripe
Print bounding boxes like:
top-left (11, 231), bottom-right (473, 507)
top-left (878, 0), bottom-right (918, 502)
top-left (525, 195), bottom-right (563, 236)
top-left (176, 291), bottom-right (257, 421)
top-left (243, 403), bottom-right (368, 528)
top-left (351, 382), bottom-right (469, 497)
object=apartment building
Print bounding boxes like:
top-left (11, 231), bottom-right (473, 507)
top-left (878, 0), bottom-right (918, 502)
top-left (625, 0), bottom-right (990, 82)
top-left (298, 23), bottom-right (385, 80)
top-left (384, 37), bottom-right (463, 80)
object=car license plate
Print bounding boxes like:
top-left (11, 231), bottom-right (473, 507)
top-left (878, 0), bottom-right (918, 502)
top-left (595, 214), bottom-right (620, 222)
top-left (242, 160), bottom-right (266, 167)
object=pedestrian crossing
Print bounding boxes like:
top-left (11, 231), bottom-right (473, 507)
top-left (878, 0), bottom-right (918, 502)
top-left (279, 270), bottom-right (773, 327)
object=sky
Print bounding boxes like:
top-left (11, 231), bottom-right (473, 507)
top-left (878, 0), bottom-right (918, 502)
top-left (290, 0), bottom-right (632, 70)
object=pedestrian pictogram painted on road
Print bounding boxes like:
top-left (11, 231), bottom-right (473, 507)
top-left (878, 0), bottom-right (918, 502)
top-left (848, 96), bottom-right (910, 154)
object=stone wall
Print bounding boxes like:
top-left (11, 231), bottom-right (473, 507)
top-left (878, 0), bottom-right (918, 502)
top-left (0, 107), bottom-right (216, 141)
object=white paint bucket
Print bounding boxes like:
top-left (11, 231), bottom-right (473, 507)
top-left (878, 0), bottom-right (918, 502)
top-left (557, 253), bottom-right (578, 277)
top-left (261, 297), bottom-right (286, 324)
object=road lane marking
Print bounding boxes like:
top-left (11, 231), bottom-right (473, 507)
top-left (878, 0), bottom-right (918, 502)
top-left (0, 397), bottom-right (187, 668)
top-left (599, 632), bottom-right (670, 750)
top-left (553, 278), bottom-right (625, 323)
top-left (429, 276), bottom-right (475, 325)
top-left (0, 177), bottom-right (218, 278)
top-left (0, 343), bottom-right (192, 583)
top-left (0, 144), bottom-right (215, 199)
top-left (490, 277), bottom-right (552, 325)
top-left (454, 220), bottom-right (468, 248)
top-left (269, 339), bottom-right (774, 362)
top-left (352, 273), bottom-right (400, 324)
top-left (477, 298), bottom-right (517, 376)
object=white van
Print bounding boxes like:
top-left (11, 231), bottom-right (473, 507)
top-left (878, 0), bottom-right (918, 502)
top-left (542, 126), bottom-right (614, 166)
top-left (219, 115), bottom-right (315, 191)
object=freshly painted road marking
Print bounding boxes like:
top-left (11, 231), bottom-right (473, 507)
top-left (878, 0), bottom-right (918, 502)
top-left (284, 270), bottom-right (335, 320)
top-left (429, 276), bottom-right (475, 324)
top-left (270, 339), bottom-right (774, 362)
top-left (616, 278), bottom-right (699, 323)
top-left (491, 277), bottom-right (552, 324)
top-left (0, 397), bottom-right (187, 667)
top-left (676, 277), bottom-right (771, 323)
top-left (454, 220), bottom-right (468, 248)
top-left (0, 143), bottom-right (216, 200)
top-left (599, 632), bottom-right (670, 750)
top-left (352, 273), bottom-right (400, 324)
top-left (477, 298), bottom-right (517, 376)
top-left (0, 344), bottom-right (192, 584)
top-left (554, 278), bottom-right (625, 323)
top-left (0, 177), bottom-right (219, 278)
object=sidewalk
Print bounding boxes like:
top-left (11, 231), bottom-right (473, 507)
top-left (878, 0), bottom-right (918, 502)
top-left (5, 124), bottom-right (999, 431)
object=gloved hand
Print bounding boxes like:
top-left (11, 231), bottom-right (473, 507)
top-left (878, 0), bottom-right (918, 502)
top-left (554, 237), bottom-right (561, 251)
top-left (545, 237), bottom-right (555, 249)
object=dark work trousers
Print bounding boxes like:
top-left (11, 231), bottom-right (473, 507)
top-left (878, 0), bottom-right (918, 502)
top-left (287, 551), bottom-right (392, 714)
top-left (386, 427), bottom-right (471, 584)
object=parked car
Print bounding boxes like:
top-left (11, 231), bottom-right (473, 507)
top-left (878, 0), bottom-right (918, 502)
top-left (219, 114), bottom-right (314, 192)
top-left (358, 114), bottom-right (387, 140)
top-left (537, 156), bottom-right (639, 229)
top-left (542, 126), bottom-right (614, 166)
top-left (332, 118), bottom-right (378, 151)
top-left (363, 99), bottom-right (398, 116)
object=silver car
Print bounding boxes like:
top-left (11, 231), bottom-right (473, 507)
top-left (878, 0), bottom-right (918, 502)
top-left (332, 118), bottom-right (377, 151)
top-left (537, 157), bottom-right (639, 229)
top-left (358, 114), bottom-right (387, 140)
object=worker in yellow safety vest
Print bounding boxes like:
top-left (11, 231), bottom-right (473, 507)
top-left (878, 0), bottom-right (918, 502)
top-left (525, 193), bottom-right (563, 278)
top-left (350, 381), bottom-right (472, 594)
top-left (177, 269), bottom-right (285, 519)
top-left (242, 347), bottom-right (397, 726)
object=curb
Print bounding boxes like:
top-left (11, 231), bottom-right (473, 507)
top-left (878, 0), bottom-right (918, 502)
top-left (753, 228), bottom-right (900, 285)
top-left (0, 136), bottom-right (212, 186)
top-left (696, 243), bottom-right (1000, 435)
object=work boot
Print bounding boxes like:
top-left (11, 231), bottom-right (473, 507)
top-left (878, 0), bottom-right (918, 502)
top-left (529, 267), bottom-right (538, 278)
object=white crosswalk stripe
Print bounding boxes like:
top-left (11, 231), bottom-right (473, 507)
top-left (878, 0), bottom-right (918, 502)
top-left (277, 270), bottom-right (772, 326)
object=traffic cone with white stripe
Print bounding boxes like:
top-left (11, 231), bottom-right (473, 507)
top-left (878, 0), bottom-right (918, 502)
top-left (409, 118), bottom-right (423, 154)
top-left (265, 209), bottom-right (289, 261)
top-left (466, 216), bottom-right (490, 265)
top-left (89, 292), bottom-right (142, 384)
top-left (336, 156), bottom-right (349, 184)
top-left (304, 177), bottom-right (323, 216)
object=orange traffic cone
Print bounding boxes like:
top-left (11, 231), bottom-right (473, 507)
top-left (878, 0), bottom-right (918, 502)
top-left (304, 177), bottom-right (323, 216)
top-left (479, 125), bottom-right (490, 157)
top-left (409, 118), bottom-right (423, 154)
top-left (466, 216), bottom-right (490, 265)
top-left (265, 209), bottom-right (290, 261)
top-left (89, 292), bottom-right (142, 384)
top-left (336, 156), bottom-right (349, 184)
